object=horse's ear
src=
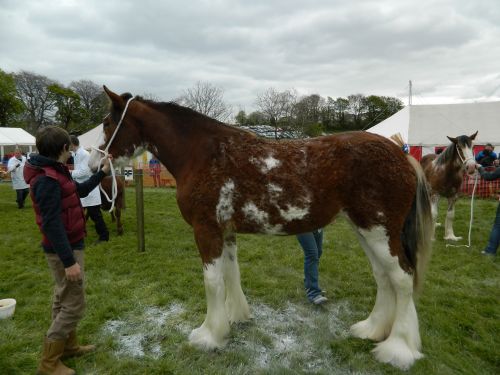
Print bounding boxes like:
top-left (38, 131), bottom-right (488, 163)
top-left (469, 130), bottom-right (478, 140)
top-left (447, 136), bottom-right (458, 144)
top-left (103, 85), bottom-right (125, 110)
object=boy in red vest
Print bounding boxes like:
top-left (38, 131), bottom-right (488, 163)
top-left (24, 126), bottom-right (112, 375)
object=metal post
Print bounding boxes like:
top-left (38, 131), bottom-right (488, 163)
top-left (134, 169), bottom-right (145, 252)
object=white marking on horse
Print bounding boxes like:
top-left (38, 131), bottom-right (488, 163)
top-left (279, 205), bottom-right (309, 221)
top-left (249, 155), bottom-right (281, 174)
top-left (242, 202), bottom-right (283, 234)
top-left (216, 180), bottom-right (235, 223)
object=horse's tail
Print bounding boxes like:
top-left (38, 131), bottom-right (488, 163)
top-left (403, 155), bottom-right (433, 294)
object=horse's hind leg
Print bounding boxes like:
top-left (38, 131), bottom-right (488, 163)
top-left (189, 225), bottom-right (230, 350)
top-left (222, 234), bottom-right (251, 323)
top-left (355, 225), bottom-right (422, 370)
top-left (444, 196), bottom-right (461, 241)
top-left (115, 208), bottom-right (123, 235)
top-left (349, 225), bottom-right (395, 342)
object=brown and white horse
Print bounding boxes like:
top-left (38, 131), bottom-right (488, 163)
top-left (420, 133), bottom-right (477, 241)
top-left (89, 87), bottom-right (433, 370)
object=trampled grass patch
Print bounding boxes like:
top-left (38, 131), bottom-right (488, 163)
top-left (0, 183), bottom-right (498, 374)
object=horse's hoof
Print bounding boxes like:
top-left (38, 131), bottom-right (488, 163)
top-left (189, 325), bottom-right (227, 350)
top-left (444, 235), bottom-right (462, 241)
top-left (350, 319), bottom-right (388, 342)
top-left (372, 337), bottom-right (423, 370)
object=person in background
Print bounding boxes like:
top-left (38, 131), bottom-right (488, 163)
top-left (24, 126), bottom-right (113, 375)
top-left (70, 135), bottom-right (109, 243)
top-left (7, 147), bottom-right (30, 208)
top-left (475, 143), bottom-right (497, 167)
top-left (297, 229), bottom-right (328, 305)
top-left (149, 155), bottom-right (162, 187)
top-left (476, 162), bottom-right (500, 256)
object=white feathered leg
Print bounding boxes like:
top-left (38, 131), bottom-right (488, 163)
top-left (444, 196), bottom-right (461, 241)
top-left (222, 236), bottom-right (251, 323)
top-left (350, 226), bottom-right (395, 341)
top-left (189, 257), bottom-right (230, 349)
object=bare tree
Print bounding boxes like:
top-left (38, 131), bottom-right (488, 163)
top-left (70, 80), bottom-right (108, 129)
top-left (177, 81), bottom-right (232, 122)
top-left (347, 94), bottom-right (367, 129)
top-left (256, 87), bottom-right (297, 139)
top-left (15, 71), bottom-right (56, 132)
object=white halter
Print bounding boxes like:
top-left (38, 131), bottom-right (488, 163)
top-left (92, 96), bottom-right (136, 212)
top-left (455, 143), bottom-right (474, 165)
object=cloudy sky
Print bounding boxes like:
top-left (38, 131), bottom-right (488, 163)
top-left (1, 0), bottom-right (499, 112)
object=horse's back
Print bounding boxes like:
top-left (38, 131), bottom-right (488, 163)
top-left (420, 154), bottom-right (436, 172)
top-left (185, 130), bottom-right (418, 235)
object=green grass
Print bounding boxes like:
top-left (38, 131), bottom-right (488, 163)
top-left (0, 182), bottom-right (498, 374)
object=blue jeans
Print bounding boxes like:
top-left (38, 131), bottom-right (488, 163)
top-left (484, 202), bottom-right (500, 255)
top-left (297, 229), bottom-right (323, 301)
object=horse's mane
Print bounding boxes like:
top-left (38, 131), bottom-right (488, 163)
top-left (134, 96), bottom-right (254, 137)
top-left (435, 143), bottom-right (455, 166)
top-left (434, 135), bottom-right (472, 166)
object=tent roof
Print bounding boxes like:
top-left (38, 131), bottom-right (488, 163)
top-left (78, 124), bottom-right (102, 150)
top-left (0, 127), bottom-right (36, 146)
top-left (367, 101), bottom-right (500, 146)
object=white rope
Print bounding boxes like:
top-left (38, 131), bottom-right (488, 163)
top-left (446, 172), bottom-right (479, 248)
top-left (91, 96), bottom-right (135, 212)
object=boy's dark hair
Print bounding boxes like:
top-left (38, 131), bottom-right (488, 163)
top-left (70, 135), bottom-right (80, 146)
top-left (36, 126), bottom-right (71, 160)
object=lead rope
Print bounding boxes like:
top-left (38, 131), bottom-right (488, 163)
top-left (446, 145), bottom-right (478, 248)
top-left (91, 96), bottom-right (136, 212)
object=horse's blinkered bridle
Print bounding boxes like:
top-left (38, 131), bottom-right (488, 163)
top-left (92, 96), bottom-right (136, 212)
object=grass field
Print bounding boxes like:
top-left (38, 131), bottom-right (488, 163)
top-left (0, 182), bottom-right (498, 374)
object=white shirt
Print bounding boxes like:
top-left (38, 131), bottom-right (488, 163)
top-left (71, 146), bottom-right (101, 207)
top-left (7, 155), bottom-right (29, 190)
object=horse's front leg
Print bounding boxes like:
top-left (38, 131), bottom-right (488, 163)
top-left (189, 224), bottom-right (230, 350)
top-left (430, 194), bottom-right (440, 241)
top-left (222, 234), bottom-right (251, 323)
top-left (444, 196), bottom-right (462, 241)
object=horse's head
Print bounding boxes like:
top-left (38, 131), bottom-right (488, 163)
top-left (446, 131), bottom-right (478, 175)
top-left (89, 86), bottom-right (144, 172)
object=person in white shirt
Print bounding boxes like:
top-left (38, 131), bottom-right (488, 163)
top-left (70, 135), bottom-right (109, 242)
top-left (7, 147), bottom-right (30, 208)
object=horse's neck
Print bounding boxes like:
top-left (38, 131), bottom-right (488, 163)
top-left (139, 109), bottom-right (214, 179)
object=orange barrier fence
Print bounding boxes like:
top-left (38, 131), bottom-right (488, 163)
top-left (461, 169), bottom-right (500, 199)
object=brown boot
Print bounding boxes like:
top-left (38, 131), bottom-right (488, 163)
top-left (37, 337), bottom-right (75, 375)
top-left (62, 330), bottom-right (95, 358)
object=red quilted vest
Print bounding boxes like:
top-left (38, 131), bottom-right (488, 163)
top-left (25, 163), bottom-right (86, 246)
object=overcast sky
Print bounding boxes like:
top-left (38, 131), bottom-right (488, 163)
top-left (1, 0), bottom-right (499, 113)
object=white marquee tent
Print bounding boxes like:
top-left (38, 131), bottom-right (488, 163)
top-left (0, 127), bottom-right (36, 161)
top-left (78, 123), bottom-right (103, 151)
top-left (367, 101), bottom-right (500, 159)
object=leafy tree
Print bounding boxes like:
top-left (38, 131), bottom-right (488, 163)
top-left (15, 71), bottom-right (56, 132)
top-left (332, 97), bottom-right (349, 129)
top-left (235, 110), bottom-right (247, 125)
top-left (246, 111), bottom-right (268, 125)
top-left (70, 79), bottom-right (108, 128)
top-left (177, 81), bottom-right (232, 122)
top-left (292, 94), bottom-right (324, 134)
top-left (0, 69), bottom-right (24, 127)
top-left (48, 84), bottom-right (82, 131)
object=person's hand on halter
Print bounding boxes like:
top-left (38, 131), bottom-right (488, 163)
top-left (101, 154), bottom-right (113, 174)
